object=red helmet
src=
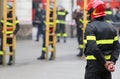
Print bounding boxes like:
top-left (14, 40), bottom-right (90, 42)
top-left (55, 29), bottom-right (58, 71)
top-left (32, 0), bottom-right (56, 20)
top-left (86, 0), bottom-right (106, 19)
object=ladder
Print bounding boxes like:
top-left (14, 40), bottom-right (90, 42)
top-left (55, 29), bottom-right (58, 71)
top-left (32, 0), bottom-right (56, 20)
top-left (45, 0), bottom-right (56, 60)
top-left (2, 0), bottom-right (16, 65)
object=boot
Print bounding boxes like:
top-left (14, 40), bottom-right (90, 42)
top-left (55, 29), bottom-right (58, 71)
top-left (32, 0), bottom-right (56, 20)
top-left (64, 37), bottom-right (66, 43)
top-left (57, 37), bottom-right (60, 43)
top-left (37, 52), bottom-right (45, 60)
top-left (0, 55), bottom-right (3, 65)
top-left (76, 49), bottom-right (83, 57)
top-left (49, 53), bottom-right (53, 60)
top-left (8, 56), bottom-right (13, 65)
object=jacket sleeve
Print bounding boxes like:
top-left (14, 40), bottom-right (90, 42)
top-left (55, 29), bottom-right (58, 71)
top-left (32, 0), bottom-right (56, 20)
top-left (111, 32), bottom-right (120, 64)
top-left (85, 24), bottom-right (106, 65)
top-left (13, 17), bottom-right (20, 35)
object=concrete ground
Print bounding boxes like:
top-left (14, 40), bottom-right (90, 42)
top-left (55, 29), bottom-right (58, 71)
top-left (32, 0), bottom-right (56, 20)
top-left (0, 27), bottom-right (120, 79)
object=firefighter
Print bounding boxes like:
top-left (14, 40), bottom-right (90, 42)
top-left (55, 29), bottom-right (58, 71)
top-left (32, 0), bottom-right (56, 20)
top-left (37, 3), bottom-right (55, 60)
top-left (56, 6), bottom-right (68, 43)
top-left (0, 5), bottom-right (20, 65)
top-left (105, 3), bottom-right (113, 22)
top-left (84, 0), bottom-right (120, 79)
top-left (72, 5), bottom-right (84, 57)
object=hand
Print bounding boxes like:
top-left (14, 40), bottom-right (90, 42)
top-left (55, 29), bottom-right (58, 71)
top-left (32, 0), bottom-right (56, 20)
top-left (107, 63), bottom-right (115, 72)
top-left (9, 34), bottom-right (15, 38)
top-left (104, 61), bottom-right (115, 72)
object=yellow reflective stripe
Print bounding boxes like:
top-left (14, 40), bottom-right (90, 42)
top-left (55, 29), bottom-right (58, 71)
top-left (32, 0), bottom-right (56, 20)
top-left (49, 22), bottom-right (54, 25)
top-left (86, 36), bottom-right (96, 40)
top-left (114, 36), bottom-right (118, 41)
top-left (62, 33), bottom-right (67, 37)
top-left (6, 31), bottom-right (13, 34)
top-left (1, 20), bottom-right (4, 23)
top-left (57, 33), bottom-right (61, 36)
top-left (16, 20), bottom-right (19, 23)
top-left (86, 55), bottom-right (111, 60)
top-left (79, 19), bottom-right (84, 24)
top-left (84, 40), bottom-right (87, 44)
top-left (42, 48), bottom-right (46, 52)
top-left (105, 11), bottom-right (112, 15)
top-left (57, 12), bottom-right (66, 15)
top-left (56, 20), bottom-right (60, 23)
top-left (96, 40), bottom-right (114, 44)
top-left (79, 45), bottom-right (84, 48)
top-left (0, 51), bottom-right (3, 55)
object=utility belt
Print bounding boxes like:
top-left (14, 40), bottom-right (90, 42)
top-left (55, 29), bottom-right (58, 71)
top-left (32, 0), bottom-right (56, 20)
top-left (86, 54), bottom-right (111, 60)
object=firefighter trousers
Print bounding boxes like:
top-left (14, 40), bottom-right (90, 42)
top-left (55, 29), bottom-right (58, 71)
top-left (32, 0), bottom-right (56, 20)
top-left (85, 61), bottom-right (111, 79)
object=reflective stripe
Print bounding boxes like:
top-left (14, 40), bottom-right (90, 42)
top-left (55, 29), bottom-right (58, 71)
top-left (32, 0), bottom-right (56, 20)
top-left (1, 20), bottom-right (19, 26)
top-left (79, 45), bottom-right (84, 48)
top-left (57, 12), bottom-right (66, 15)
top-left (97, 40), bottom-right (114, 44)
top-left (105, 11), bottom-right (112, 15)
top-left (79, 19), bottom-right (84, 24)
top-left (42, 48), bottom-right (46, 52)
top-left (62, 33), bottom-right (67, 37)
top-left (86, 55), bottom-right (111, 60)
top-left (6, 31), bottom-right (13, 34)
top-left (114, 36), bottom-right (118, 41)
top-left (84, 40), bottom-right (87, 44)
top-left (57, 33), bottom-right (61, 36)
top-left (0, 51), bottom-right (3, 55)
top-left (84, 36), bottom-right (118, 44)
top-left (57, 20), bottom-right (65, 24)
top-left (86, 36), bottom-right (96, 40)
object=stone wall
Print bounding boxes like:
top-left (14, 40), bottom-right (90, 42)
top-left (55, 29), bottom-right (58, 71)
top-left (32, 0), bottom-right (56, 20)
top-left (16, 24), bottom-right (32, 40)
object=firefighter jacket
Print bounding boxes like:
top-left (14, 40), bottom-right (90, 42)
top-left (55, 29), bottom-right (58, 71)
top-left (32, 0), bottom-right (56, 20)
top-left (72, 10), bottom-right (83, 28)
top-left (105, 8), bottom-right (113, 22)
top-left (84, 20), bottom-right (120, 65)
top-left (0, 13), bottom-right (20, 35)
top-left (57, 10), bottom-right (68, 24)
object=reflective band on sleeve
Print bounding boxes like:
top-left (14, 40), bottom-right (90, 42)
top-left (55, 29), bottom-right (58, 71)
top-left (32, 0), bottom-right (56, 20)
top-left (84, 40), bottom-right (87, 44)
top-left (86, 55), bottom-right (111, 60)
top-left (79, 45), bottom-right (84, 48)
top-left (105, 11), bottom-right (112, 15)
top-left (86, 36), bottom-right (96, 40)
top-left (79, 19), bottom-right (84, 24)
top-left (114, 36), bottom-right (118, 41)
top-left (42, 48), bottom-right (46, 52)
top-left (16, 20), bottom-right (19, 23)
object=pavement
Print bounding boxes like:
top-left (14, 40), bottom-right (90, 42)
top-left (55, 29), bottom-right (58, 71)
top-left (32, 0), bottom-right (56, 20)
top-left (0, 27), bottom-right (120, 79)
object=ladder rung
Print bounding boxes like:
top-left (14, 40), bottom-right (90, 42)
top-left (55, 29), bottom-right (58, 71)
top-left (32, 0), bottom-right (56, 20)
top-left (7, 44), bottom-right (13, 46)
top-left (6, 53), bottom-right (13, 56)
top-left (7, 0), bottom-right (14, 2)
top-left (49, 41), bottom-right (54, 44)
top-left (7, 18), bottom-right (13, 20)
top-left (7, 9), bottom-right (13, 12)
top-left (49, 34), bottom-right (55, 36)
top-left (7, 36), bottom-right (13, 38)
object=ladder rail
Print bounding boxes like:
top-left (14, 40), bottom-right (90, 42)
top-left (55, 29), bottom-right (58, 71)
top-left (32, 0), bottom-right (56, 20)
top-left (2, 0), bottom-right (16, 65)
top-left (45, 0), bottom-right (56, 60)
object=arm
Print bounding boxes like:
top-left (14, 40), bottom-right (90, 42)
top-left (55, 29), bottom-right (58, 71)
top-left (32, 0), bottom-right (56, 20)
top-left (13, 17), bottom-right (20, 35)
top-left (85, 25), bottom-right (106, 65)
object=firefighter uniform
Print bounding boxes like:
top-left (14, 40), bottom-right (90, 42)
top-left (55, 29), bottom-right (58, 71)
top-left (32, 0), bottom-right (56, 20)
top-left (0, 6), bottom-right (20, 65)
top-left (37, 7), bottom-right (55, 60)
top-left (84, 0), bottom-right (120, 79)
top-left (56, 7), bottom-right (68, 43)
top-left (105, 3), bottom-right (113, 22)
top-left (72, 8), bottom-right (84, 56)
